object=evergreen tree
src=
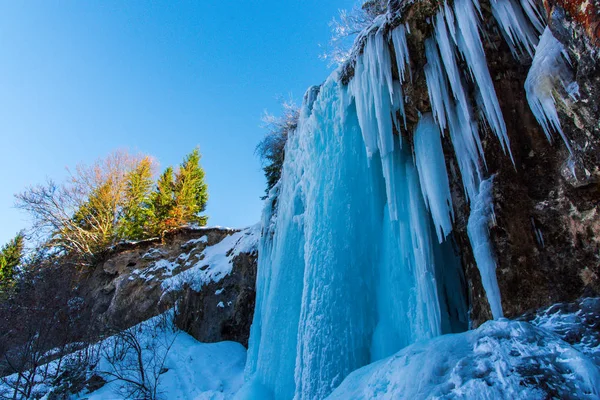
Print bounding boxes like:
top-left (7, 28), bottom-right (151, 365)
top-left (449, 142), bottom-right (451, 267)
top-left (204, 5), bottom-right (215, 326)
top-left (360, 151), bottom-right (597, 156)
top-left (118, 157), bottom-right (154, 240)
top-left (0, 232), bottom-right (24, 289)
top-left (150, 166), bottom-right (176, 234)
top-left (172, 148), bottom-right (208, 226)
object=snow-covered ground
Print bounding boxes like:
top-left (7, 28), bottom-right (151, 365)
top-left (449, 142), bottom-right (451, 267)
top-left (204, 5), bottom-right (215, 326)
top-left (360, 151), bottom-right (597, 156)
top-left (3, 300), bottom-right (600, 399)
top-left (0, 314), bottom-right (246, 400)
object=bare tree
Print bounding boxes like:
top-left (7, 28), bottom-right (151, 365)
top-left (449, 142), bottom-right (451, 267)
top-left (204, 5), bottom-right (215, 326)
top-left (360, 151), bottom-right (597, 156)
top-left (100, 314), bottom-right (177, 400)
top-left (0, 257), bottom-right (95, 400)
top-left (15, 151), bottom-right (155, 262)
top-left (321, 0), bottom-right (389, 66)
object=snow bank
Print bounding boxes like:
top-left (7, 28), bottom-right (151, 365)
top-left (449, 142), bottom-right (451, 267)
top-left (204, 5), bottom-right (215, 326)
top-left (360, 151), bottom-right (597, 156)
top-left (0, 313), bottom-right (247, 400)
top-left (328, 319), bottom-right (600, 400)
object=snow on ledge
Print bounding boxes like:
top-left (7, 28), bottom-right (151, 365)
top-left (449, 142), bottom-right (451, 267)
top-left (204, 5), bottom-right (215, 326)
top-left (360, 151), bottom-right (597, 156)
top-left (161, 224), bottom-right (260, 294)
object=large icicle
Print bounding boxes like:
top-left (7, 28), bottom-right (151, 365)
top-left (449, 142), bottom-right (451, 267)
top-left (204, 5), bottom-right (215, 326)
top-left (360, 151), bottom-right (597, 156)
top-left (424, 36), bottom-right (482, 202)
top-left (413, 113), bottom-right (454, 242)
top-left (350, 26), bottom-right (411, 221)
top-left (242, 72), bottom-right (468, 399)
top-left (467, 178), bottom-right (504, 319)
top-left (525, 27), bottom-right (575, 152)
top-left (520, 0), bottom-right (545, 34)
top-left (451, 0), bottom-right (513, 160)
top-left (490, 0), bottom-right (539, 57)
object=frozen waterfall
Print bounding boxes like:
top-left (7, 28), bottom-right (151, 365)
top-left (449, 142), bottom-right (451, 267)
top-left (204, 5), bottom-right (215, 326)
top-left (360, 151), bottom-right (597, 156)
top-left (239, 0), bottom-right (557, 397)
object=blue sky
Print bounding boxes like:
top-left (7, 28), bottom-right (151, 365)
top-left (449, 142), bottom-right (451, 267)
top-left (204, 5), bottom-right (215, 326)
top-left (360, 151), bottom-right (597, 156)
top-left (0, 0), bottom-right (352, 245)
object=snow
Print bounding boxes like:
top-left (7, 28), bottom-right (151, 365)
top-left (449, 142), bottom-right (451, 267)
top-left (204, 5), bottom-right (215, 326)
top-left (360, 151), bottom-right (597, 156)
top-left (527, 298), bottom-right (600, 365)
top-left (328, 319), bottom-right (600, 399)
top-left (161, 224), bottom-right (260, 293)
top-left (525, 27), bottom-right (574, 152)
top-left (0, 314), bottom-right (247, 400)
top-left (467, 178), bottom-right (504, 319)
top-left (183, 235), bottom-right (208, 246)
top-left (133, 259), bottom-right (180, 281)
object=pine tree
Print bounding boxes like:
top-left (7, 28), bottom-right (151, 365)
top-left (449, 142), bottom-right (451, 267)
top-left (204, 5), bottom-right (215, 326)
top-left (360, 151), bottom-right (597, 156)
top-left (172, 148), bottom-right (209, 226)
top-left (150, 166), bottom-right (176, 234)
top-left (118, 157), bottom-right (154, 240)
top-left (0, 232), bottom-right (24, 289)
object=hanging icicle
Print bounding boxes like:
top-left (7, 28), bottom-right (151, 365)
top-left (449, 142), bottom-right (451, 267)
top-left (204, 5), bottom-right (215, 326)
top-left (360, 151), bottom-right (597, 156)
top-left (525, 27), bottom-right (576, 153)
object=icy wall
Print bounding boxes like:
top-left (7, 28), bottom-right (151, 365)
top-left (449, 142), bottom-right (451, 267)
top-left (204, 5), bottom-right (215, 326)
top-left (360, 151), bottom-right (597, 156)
top-left (242, 72), bottom-right (468, 400)
top-left (240, 0), bottom-right (585, 398)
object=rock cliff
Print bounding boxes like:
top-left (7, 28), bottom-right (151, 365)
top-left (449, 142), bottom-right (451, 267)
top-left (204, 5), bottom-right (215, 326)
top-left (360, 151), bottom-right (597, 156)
top-left (84, 226), bottom-right (259, 344)
top-left (360, 0), bottom-right (600, 325)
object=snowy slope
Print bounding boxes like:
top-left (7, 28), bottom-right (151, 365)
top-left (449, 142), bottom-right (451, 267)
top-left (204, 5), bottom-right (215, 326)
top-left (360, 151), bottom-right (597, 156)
top-left (0, 314), bottom-right (247, 400)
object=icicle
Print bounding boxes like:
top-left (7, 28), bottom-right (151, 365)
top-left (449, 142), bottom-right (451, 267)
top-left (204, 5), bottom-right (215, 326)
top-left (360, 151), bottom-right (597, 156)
top-left (490, 0), bottom-right (539, 58)
top-left (467, 178), bottom-right (503, 319)
top-left (520, 0), bottom-right (545, 34)
top-left (424, 36), bottom-right (482, 202)
top-left (452, 0), bottom-right (514, 161)
top-left (413, 113), bottom-right (454, 243)
top-left (350, 30), bottom-right (396, 157)
top-left (391, 25), bottom-right (411, 82)
top-left (350, 29), bottom-right (406, 220)
top-left (424, 37), bottom-right (451, 130)
top-left (525, 27), bottom-right (574, 153)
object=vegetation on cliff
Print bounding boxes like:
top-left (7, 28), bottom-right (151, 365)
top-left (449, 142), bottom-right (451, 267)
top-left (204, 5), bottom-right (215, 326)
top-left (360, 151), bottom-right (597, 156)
top-left (15, 148), bottom-right (209, 262)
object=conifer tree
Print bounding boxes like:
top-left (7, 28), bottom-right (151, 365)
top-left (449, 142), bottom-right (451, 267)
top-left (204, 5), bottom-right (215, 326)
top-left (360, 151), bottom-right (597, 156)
top-left (119, 157), bottom-right (154, 240)
top-left (172, 148), bottom-right (208, 226)
top-left (150, 166), bottom-right (176, 234)
top-left (0, 232), bottom-right (24, 288)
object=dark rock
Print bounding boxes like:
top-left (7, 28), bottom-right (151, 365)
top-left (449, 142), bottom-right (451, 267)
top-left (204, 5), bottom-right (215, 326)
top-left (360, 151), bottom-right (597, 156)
top-left (383, 0), bottom-right (600, 325)
top-left (174, 250), bottom-right (258, 347)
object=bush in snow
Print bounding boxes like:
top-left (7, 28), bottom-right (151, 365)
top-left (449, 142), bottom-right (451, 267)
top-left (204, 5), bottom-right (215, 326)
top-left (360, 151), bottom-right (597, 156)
top-left (256, 101), bottom-right (300, 197)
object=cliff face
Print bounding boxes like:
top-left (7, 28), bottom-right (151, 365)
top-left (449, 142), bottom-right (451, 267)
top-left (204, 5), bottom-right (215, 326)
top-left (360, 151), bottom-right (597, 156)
top-left (377, 0), bottom-right (600, 325)
top-left (468, 0), bottom-right (600, 322)
top-left (82, 226), bottom-right (259, 344)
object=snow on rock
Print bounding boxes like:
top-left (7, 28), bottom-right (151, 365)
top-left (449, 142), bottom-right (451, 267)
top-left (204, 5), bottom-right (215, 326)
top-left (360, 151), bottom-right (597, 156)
top-left (525, 27), bottom-right (576, 152)
top-left (328, 319), bottom-right (600, 400)
top-left (161, 224), bottom-right (260, 293)
top-left (524, 297), bottom-right (600, 366)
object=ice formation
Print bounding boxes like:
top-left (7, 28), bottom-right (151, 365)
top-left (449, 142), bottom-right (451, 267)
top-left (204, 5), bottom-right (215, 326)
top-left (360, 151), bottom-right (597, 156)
top-left (242, 69), bottom-right (468, 399)
top-left (525, 27), bottom-right (575, 152)
top-left (328, 319), bottom-right (600, 399)
top-left (241, 0), bottom-right (586, 398)
top-left (413, 113), bottom-right (454, 242)
top-left (490, 0), bottom-right (539, 57)
top-left (467, 178), bottom-right (503, 319)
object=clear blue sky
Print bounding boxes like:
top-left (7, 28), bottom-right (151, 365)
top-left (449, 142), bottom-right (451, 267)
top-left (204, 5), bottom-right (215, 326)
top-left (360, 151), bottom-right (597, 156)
top-left (0, 0), bottom-right (352, 245)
